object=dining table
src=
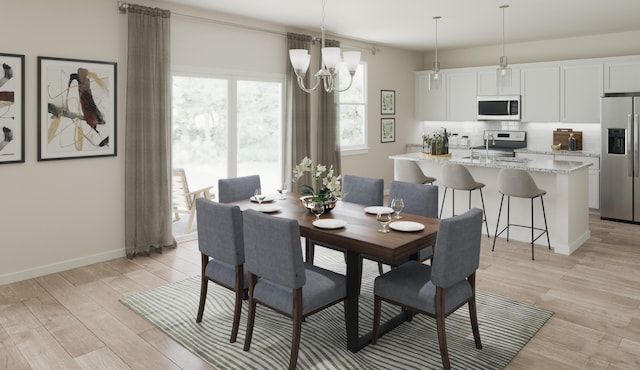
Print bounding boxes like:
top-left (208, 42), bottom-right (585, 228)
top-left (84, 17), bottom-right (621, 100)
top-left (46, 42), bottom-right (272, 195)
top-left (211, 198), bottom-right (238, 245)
top-left (226, 192), bottom-right (439, 353)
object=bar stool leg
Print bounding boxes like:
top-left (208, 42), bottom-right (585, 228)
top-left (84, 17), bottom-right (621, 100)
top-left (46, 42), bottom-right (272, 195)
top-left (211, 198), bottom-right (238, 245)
top-left (439, 187), bottom-right (448, 219)
top-left (451, 189), bottom-right (456, 217)
top-left (478, 188), bottom-right (490, 238)
top-left (506, 196), bottom-right (511, 241)
top-left (541, 196), bottom-right (551, 249)
top-left (492, 194), bottom-right (505, 252)
top-left (531, 198), bottom-right (535, 260)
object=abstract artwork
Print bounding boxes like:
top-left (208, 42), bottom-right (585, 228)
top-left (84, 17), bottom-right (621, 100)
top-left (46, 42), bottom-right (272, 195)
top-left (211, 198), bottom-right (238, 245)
top-left (0, 53), bottom-right (25, 164)
top-left (38, 57), bottom-right (117, 161)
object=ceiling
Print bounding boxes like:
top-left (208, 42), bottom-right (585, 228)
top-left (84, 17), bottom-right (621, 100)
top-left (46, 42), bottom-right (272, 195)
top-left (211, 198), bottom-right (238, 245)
top-left (159, 0), bottom-right (640, 51)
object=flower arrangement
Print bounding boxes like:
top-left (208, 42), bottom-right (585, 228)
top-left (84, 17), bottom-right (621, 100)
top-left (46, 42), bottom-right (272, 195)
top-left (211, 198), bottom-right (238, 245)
top-left (292, 156), bottom-right (342, 202)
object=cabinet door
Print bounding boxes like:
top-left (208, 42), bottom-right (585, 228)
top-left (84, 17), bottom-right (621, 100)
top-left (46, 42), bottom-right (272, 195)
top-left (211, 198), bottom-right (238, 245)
top-left (477, 68), bottom-right (521, 96)
top-left (521, 66), bottom-right (560, 122)
top-left (446, 71), bottom-right (477, 121)
top-left (415, 71), bottom-right (446, 121)
top-left (561, 63), bottom-right (603, 123)
top-left (604, 60), bottom-right (640, 93)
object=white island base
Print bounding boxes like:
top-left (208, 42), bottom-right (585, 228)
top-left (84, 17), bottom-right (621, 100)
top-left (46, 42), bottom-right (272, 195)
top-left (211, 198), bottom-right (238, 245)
top-left (392, 153), bottom-right (592, 256)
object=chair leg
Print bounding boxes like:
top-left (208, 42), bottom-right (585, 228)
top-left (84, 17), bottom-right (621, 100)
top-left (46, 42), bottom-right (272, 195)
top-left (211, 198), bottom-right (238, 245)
top-left (492, 194), bottom-right (505, 252)
top-left (506, 196), bottom-right (511, 241)
top-left (531, 198), bottom-right (535, 260)
top-left (467, 274), bottom-right (482, 350)
top-left (541, 196), bottom-right (551, 250)
top-left (435, 287), bottom-right (451, 370)
top-left (371, 296), bottom-right (382, 345)
top-left (305, 239), bottom-right (315, 264)
top-left (230, 266), bottom-right (244, 343)
top-left (185, 208), bottom-right (196, 234)
top-left (243, 274), bottom-right (258, 352)
top-left (377, 262), bottom-right (385, 275)
top-left (451, 189), bottom-right (456, 217)
top-left (289, 288), bottom-right (303, 370)
top-left (478, 188), bottom-right (490, 238)
top-left (439, 187), bottom-right (448, 218)
top-left (196, 254), bottom-right (209, 323)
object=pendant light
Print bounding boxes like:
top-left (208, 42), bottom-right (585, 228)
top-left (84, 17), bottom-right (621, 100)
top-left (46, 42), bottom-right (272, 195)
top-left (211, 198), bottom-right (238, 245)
top-left (496, 5), bottom-right (511, 89)
top-left (429, 16), bottom-right (442, 91)
top-left (289, 0), bottom-right (361, 93)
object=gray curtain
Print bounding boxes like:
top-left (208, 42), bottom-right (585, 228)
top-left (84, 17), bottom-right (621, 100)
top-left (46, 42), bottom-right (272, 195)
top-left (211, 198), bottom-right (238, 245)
top-left (317, 39), bottom-right (341, 176)
top-left (124, 4), bottom-right (176, 258)
top-left (286, 33), bottom-right (312, 190)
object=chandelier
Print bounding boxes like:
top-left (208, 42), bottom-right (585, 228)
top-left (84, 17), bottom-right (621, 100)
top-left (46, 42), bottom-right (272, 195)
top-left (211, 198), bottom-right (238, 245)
top-left (429, 16), bottom-right (442, 90)
top-left (496, 4), bottom-right (512, 88)
top-left (289, 0), bottom-right (361, 93)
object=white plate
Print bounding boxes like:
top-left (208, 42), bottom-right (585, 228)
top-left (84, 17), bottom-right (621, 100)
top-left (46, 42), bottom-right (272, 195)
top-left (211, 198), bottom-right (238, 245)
top-left (389, 221), bottom-right (425, 232)
top-left (250, 195), bottom-right (276, 203)
top-left (312, 219), bottom-right (347, 229)
top-left (256, 204), bottom-right (282, 213)
top-left (364, 206), bottom-right (394, 215)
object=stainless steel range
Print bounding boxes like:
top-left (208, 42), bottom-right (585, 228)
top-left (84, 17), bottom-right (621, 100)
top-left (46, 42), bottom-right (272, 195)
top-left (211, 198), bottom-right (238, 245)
top-left (469, 130), bottom-right (527, 158)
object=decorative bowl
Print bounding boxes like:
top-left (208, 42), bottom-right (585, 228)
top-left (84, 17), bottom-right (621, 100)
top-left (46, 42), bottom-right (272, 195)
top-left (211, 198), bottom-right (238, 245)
top-left (551, 144), bottom-right (562, 150)
top-left (300, 195), bottom-right (337, 213)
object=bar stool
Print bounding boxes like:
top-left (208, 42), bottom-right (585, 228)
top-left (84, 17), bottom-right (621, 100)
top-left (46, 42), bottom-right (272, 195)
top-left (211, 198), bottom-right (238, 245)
top-left (492, 168), bottom-right (551, 260)
top-left (439, 163), bottom-right (490, 237)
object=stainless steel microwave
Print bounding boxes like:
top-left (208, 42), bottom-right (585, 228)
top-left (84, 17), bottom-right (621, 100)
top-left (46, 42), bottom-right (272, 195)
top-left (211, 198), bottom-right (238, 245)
top-left (477, 95), bottom-right (521, 121)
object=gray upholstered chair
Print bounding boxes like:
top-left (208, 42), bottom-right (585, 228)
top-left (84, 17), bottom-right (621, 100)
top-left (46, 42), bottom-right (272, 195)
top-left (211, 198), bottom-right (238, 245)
top-left (242, 209), bottom-right (347, 370)
top-left (195, 198), bottom-right (248, 343)
top-left (218, 175), bottom-right (261, 203)
top-left (372, 208), bottom-right (484, 370)
top-left (492, 168), bottom-right (550, 260)
top-left (306, 174), bottom-right (384, 264)
top-left (439, 163), bottom-right (490, 237)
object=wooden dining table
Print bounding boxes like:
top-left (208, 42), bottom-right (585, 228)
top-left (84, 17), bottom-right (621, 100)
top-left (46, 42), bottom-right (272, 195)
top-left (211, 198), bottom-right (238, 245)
top-left (226, 193), bottom-right (439, 353)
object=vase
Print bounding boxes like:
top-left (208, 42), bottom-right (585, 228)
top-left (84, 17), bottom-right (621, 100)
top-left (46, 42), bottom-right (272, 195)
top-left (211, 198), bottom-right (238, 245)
top-left (300, 195), bottom-right (337, 213)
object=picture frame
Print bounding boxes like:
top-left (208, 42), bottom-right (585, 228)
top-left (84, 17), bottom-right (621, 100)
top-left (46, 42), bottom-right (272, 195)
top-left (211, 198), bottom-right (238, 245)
top-left (381, 118), bottom-right (395, 143)
top-left (38, 56), bottom-right (117, 161)
top-left (0, 53), bottom-right (25, 164)
top-left (381, 89), bottom-right (395, 115)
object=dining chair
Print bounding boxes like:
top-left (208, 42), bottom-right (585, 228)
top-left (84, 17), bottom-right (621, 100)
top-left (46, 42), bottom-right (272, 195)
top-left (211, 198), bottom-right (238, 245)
top-left (242, 209), bottom-right (347, 370)
top-left (218, 175), bottom-right (261, 203)
top-left (172, 168), bottom-right (214, 234)
top-left (306, 174), bottom-right (384, 264)
top-left (373, 180), bottom-right (439, 272)
top-left (195, 198), bottom-right (248, 343)
top-left (372, 208), bottom-right (484, 370)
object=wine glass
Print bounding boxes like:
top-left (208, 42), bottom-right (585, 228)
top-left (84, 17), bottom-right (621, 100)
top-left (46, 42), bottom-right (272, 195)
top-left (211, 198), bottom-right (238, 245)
top-left (277, 182), bottom-right (287, 200)
top-left (254, 188), bottom-right (266, 206)
top-left (391, 198), bottom-right (405, 219)
top-left (376, 212), bottom-right (391, 233)
top-left (311, 201), bottom-right (325, 222)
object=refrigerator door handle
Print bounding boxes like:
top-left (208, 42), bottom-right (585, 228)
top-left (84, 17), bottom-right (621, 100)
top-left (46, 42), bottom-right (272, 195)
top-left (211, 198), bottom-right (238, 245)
top-left (629, 114), bottom-right (634, 177)
top-left (635, 114), bottom-right (639, 177)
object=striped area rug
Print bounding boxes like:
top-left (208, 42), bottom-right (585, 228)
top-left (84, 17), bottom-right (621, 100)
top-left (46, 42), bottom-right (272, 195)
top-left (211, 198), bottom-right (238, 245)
top-left (121, 249), bottom-right (552, 369)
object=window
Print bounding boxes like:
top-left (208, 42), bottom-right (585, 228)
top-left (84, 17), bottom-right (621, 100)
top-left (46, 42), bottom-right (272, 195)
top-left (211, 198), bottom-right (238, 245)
top-left (172, 72), bottom-right (284, 201)
top-left (337, 62), bottom-right (367, 151)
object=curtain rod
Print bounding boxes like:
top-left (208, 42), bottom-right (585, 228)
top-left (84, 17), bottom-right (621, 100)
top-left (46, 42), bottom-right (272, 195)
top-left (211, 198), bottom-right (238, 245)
top-left (117, 1), bottom-right (379, 54)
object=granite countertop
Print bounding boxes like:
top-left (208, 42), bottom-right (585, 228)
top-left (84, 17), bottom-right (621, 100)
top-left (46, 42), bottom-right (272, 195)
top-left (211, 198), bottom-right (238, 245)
top-left (390, 152), bottom-right (593, 174)
top-left (514, 148), bottom-right (600, 157)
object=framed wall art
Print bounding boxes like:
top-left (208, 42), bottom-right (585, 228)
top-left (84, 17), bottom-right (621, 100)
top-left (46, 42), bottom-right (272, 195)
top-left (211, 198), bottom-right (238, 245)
top-left (0, 53), bottom-right (25, 164)
top-left (381, 89), bottom-right (395, 115)
top-left (38, 56), bottom-right (117, 161)
top-left (381, 118), bottom-right (395, 143)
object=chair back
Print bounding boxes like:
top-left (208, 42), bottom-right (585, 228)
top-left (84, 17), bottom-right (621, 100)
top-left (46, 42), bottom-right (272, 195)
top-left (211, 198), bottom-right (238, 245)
top-left (218, 175), bottom-right (261, 203)
top-left (431, 208), bottom-right (483, 288)
top-left (440, 163), bottom-right (476, 190)
top-left (342, 174), bottom-right (384, 206)
top-left (172, 168), bottom-right (193, 210)
top-left (195, 198), bottom-right (244, 265)
top-left (243, 209), bottom-right (306, 289)
top-left (388, 180), bottom-right (438, 218)
top-left (497, 168), bottom-right (544, 198)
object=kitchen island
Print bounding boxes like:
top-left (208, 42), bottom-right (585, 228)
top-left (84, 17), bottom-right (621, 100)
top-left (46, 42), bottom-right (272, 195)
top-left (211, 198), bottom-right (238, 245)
top-left (390, 152), bottom-right (593, 255)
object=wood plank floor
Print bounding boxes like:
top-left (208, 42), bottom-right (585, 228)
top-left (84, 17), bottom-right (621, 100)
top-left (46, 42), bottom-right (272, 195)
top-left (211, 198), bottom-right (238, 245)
top-left (1, 215), bottom-right (639, 369)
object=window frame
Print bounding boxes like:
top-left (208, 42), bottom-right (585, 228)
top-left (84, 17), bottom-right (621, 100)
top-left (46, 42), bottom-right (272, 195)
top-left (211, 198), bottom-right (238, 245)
top-left (337, 61), bottom-right (368, 156)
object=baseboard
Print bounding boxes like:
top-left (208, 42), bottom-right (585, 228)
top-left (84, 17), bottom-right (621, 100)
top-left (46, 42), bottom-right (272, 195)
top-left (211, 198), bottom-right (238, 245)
top-left (0, 248), bottom-right (126, 285)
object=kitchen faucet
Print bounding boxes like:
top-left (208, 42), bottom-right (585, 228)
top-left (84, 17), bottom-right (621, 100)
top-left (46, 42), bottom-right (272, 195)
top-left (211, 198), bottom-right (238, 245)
top-left (485, 132), bottom-right (496, 159)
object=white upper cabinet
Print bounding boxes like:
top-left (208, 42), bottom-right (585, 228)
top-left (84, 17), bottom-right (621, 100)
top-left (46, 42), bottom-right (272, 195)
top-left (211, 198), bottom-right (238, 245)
top-left (521, 65), bottom-right (560, 122)
top-left (415, 71), bottom-right (446, 121)
top-left (446, 71), bottom-right (477, 121)
top-left (604, 58), bottom-right (640, 93)
top-left (477, 68), bottom-right (521, 96)
top-left (560, 63), bottom-right (603, 123)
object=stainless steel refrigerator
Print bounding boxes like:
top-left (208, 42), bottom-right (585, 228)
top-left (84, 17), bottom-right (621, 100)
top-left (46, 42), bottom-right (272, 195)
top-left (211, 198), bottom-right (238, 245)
top-left (600, 96), bottom-right (640, 223)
